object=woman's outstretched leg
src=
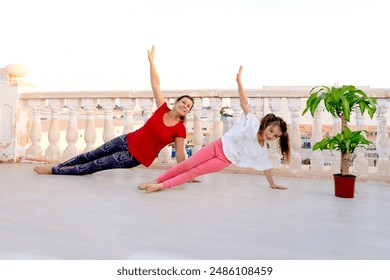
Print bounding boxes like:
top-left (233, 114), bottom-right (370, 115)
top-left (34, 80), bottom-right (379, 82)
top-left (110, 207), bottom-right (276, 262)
top-left (56, 135), bottom-right (128, 168)
top-left (33, 135), bottom-right (138, 175)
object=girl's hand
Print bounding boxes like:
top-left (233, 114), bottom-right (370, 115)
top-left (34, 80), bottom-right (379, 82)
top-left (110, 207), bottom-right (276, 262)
top-left (236, 65), bottom-right (243, 83)
top-left (148, 45), bottom-right (155, 62)
top-left (270, 184), bottom-right (288, 190)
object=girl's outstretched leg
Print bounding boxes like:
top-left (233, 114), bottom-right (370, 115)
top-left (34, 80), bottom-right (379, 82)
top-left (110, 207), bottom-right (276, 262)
top-left (145, 183), bottom-right (164, 193)
top-left (153, 139), bottom-right (231, 189)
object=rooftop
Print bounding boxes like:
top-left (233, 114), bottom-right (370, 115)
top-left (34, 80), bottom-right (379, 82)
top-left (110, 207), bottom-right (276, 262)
top-left (0, 163), bottom-right (389, 260)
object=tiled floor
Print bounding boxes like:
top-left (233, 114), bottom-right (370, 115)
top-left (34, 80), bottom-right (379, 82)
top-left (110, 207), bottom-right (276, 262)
top-left (0, 163), bottom-right (389, 260)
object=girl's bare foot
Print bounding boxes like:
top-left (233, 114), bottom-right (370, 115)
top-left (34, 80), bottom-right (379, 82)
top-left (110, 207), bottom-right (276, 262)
top-left (33, 165), bottom-right (54, 174)
top-left (138, 180), bottom-right (157, 190)
top-left (146, 183), bottom-right (165, 193)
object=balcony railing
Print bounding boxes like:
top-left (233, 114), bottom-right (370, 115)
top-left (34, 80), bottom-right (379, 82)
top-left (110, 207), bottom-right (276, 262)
top-left (1, 73), bottom-right (390, 180)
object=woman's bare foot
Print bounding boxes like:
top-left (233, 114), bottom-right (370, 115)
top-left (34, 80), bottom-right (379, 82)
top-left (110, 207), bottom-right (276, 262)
top-left (146, 183), bottom-right (165, 193)
top-left (138, 180), bottom-right (157, 190)
top-left (33, 165), bottom-right (54, 174)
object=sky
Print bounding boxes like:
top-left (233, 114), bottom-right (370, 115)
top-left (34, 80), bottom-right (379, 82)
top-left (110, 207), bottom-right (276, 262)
top-left (1, 0), bottom-right (389, 91)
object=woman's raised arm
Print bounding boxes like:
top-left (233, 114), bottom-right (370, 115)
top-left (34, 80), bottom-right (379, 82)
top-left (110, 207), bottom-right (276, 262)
top-left (148, 45), bottom-right (165, 108)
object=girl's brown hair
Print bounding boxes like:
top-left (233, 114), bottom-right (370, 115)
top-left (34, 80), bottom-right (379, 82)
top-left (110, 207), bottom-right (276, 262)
top-left (258, 113), bottom-right (290, 163)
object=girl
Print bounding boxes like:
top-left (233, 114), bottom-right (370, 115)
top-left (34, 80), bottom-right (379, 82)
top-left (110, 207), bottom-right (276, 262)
top-left (138, 66), bottom-right (290, 192)
top-left (34, 46), bottom-right (194, 175)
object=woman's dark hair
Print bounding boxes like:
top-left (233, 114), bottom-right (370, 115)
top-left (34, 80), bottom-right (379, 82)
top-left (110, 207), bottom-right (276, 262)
top-left (176, 95), bottom-right (195, 122)
top-left (258, 113), bottom-right (290, 163)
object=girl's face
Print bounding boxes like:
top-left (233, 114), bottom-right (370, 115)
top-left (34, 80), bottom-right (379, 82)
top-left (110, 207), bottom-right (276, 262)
top-left (263, 125), bottom-right (283, 141)
top-left (174, 97), bottom-right (193, 116)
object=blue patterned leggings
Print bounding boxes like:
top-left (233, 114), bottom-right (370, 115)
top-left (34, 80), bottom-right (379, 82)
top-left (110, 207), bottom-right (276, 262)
top-left (52, 134), bottom-right (140, 175)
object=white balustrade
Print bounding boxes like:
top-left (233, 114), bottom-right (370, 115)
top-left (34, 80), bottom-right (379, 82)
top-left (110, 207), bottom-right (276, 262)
top-left (81, 99), bottom-right (97, 152)
top-left (210, 97), bottom-right (223, 141)
top-left (45, 99), bottom-right (64, 160)
top-left (121, 98), bottom-right (135, 134)
top-left (376, 99), bottom-right (390, 175)
top-left (268, 98), bottom-right (282, 168)
top-left (25, 99), bottom-right (44, 159)
top-left (310, 104), bottom-right (324, 171)
top-left (139, 98), bottom-right (153, 122)
top-left (330, 117), bottom-right (341, 173)
top-left (353, 107), bottom-right (369, 177)
top-left (250, 97), bottom-right (264, 119)
top-left (288, 98), bottom-right (302, 172)
top-left (191, 97), bottom-right (204, 153)
top-left (0, 78), bottom-right (387, 180)
top-left (100, 98), bottom-right (116, 142)
top-left (63, 99), bottom-right (80, 160)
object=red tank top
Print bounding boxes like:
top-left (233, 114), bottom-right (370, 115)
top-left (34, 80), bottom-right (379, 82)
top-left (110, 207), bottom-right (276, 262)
top-left (126, 103), bottom-right (186, 167)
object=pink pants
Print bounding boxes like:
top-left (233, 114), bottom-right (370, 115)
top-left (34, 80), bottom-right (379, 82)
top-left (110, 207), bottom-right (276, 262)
top-left (157, 138), bottom-right (231, 188)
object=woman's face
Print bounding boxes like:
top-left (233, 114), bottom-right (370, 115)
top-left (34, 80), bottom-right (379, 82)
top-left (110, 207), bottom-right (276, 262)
top-left (263, 124), bottom-right (282, 141)
top-left (174, 97), bottom-right (193, 116)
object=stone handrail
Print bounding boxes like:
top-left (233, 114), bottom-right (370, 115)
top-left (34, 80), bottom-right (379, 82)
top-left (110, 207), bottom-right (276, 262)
top-left (1, 79), bottom-right (390, 178)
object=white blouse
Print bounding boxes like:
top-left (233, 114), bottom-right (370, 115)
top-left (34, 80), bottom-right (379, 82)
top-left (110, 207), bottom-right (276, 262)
top-left (221, 111), bottom-right (272, 171)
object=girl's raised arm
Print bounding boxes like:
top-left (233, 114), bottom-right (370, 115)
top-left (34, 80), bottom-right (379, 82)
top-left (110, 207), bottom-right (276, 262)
top-left (236, 65), bottom-right (251, 115)
top-left (148, 45), bottom-right (165, 108)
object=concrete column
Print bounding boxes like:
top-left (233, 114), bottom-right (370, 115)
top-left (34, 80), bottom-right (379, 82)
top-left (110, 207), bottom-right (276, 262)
top-left (0, 64), bottom-right (34, 162)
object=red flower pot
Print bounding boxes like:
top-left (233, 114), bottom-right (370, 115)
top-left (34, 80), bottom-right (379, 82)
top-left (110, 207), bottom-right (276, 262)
top-left (333, 174), bottom-right (356, 198)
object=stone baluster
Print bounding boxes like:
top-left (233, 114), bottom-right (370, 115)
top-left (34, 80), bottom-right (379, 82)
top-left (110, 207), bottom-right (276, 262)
top-left (375, 99), bottom-right (390, 175)
top-left (157, 98), bottom-right (172, 163)
top-left (157, 98), bottom-right (174, 163)
top-left (250, 97), bottom-right (264, 119)
top-left (81, 98), bottom-right (97, 152)
top-left (191, 97), bottom-right (204, 153)
top-left (353, 107), bottom-right (369, 177)
top-left (310, 103), bottom-right (324, 171)
top-left (268, 98), bottom-right (282, 168)
top-left (139, 98), bottom-right (153, 123)
top-left (45, 99), bottom-right (64, 160)
top-left (230, 97), bottom-right (241, 125)
top-left (25, 99), bottom-right (44, 158)
top-left (210, 97), bottom-right (223, 141)
top-left (133, 98), bottom-right (142, 116)
top-left (120, 98), bottom-right (135, 134)
top-left (62, 99), bottom-right (80, 160)
top-left (287, 98), bottom-right (302, 172)
top-left (100, 98), bottom-right (115, 142)
top-left (330, 117), bottom-right (341, 173)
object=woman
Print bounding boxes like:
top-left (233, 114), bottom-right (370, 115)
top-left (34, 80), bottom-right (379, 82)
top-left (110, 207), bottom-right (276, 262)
top-left (34, 46), bottom-right (194, 175)
top-left (138, 66), bottom-right (290, 192)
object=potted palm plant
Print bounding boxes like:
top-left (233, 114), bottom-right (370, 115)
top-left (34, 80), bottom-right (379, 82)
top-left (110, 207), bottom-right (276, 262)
top-left (302, 85), bottom-right (377, 198)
